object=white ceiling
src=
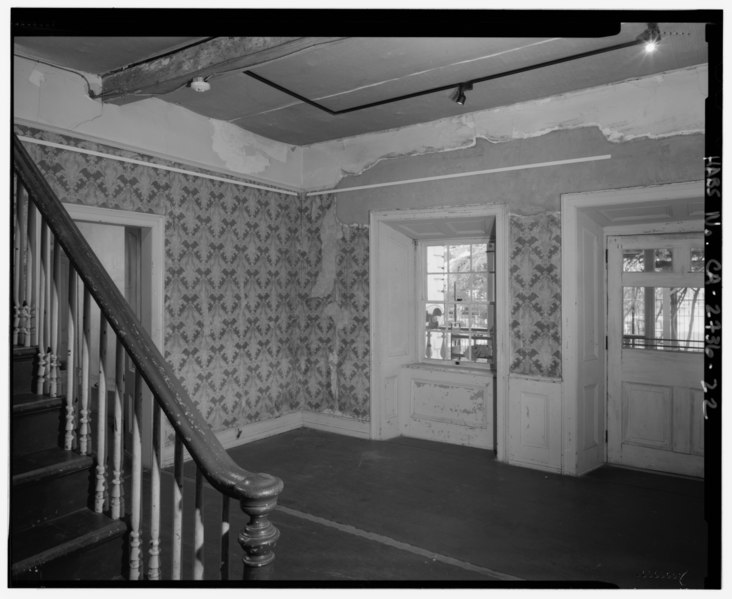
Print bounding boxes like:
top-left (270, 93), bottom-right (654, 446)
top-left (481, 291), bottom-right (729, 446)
top-left (14, 22), bottom-right (708, 146)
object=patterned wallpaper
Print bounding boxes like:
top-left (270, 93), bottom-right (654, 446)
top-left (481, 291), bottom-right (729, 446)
top-left (17, 126), bottom-right (304, 434)
top-left (16, 125), bottom-right (564, 440)
top-left (509, 212), bottom-right (562, 378)
top-left (296, 195), bottom-right (370, 420)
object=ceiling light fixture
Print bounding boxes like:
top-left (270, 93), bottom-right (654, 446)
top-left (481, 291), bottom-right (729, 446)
top-left (244, 23), bottom-right (664, 115)
top-left (452, 82), bottom-right (473, 106)
top-left (189, 76), bottom-right (211, 93)
top-left (639, 22), bottom-right (662, 53)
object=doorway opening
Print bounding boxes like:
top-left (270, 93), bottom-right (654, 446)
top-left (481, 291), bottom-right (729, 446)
top-left (63, 203), bottom-right (165, 467)
top-left (561, 181), bottom-right (704, 477)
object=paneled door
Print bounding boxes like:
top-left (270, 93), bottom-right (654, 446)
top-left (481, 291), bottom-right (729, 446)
top-left (607, 234), bottom-right (704, 477)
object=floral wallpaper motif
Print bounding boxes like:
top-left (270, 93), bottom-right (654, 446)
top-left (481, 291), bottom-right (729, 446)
top-left (509, 212), bottom-right (562, 378)
top-left (296, 195), bottom-right (370, 420)
top-left (17, 126), bottom-right (303, 433)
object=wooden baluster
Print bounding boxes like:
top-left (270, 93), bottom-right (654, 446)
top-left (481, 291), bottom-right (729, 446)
top-left (64, 267), bottom-right (77, 450)
top-left (220, 495), bottom-right (230, 580)
top-left (110, 337), bottom-right (124, 520)
top-left (43, 222), bottom-right (52, 394)
top-left (239, 492), bottom-right (281, 580)
top-left (194, 468), bottom-right (205, 580)
top-left (48, 238), bottom-right (60, 397)
top-left (79, 288), bottom-right (91, 455)
top-left (147, 403), bottom-right (162, 580)
top-left (35, 219), bottom-right (48, 395)
top-left (129, 370), bottom-right (143, 580)
top-left (94, 316), bottom-right (108, 513)
top-left (172, 435), bottom-right (184, 580)
top-left (13, 178), bottom-right (27, 346)
top-left (28, 199), bottom-right (40, 348)
top-left (18, 183), bottom-right (34, 347)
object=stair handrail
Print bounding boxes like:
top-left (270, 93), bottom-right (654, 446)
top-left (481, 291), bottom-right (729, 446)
top-left (13, 133), bottom-right (283, 572)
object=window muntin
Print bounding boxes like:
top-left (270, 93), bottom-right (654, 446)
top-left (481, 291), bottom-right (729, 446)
top-left (422, 240), bottom-right (495, 368)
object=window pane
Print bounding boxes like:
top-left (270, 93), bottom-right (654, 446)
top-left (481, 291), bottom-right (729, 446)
top-left (623, 248), bottom-right (673, 272)
top-left (448, 244), bottom-right (471, 272)
top-left (425, 329), bottom-right (447, 360)
top-left (447, 273), bottom-right (473, 302)
top-left (472, 272), bottom-right (489, 302)
top-left (690, 248), bottom-right (704, 272)
top-left (622, 286), bottom-right (704, 351)
top-left (472, 244), bottom-right (488, 271)
top-left (426, 245), bottom-right (446, 273)
top-left (426, 275), bottom-right (446, 302)
top-left (425, 303), bottom-right (444, 329)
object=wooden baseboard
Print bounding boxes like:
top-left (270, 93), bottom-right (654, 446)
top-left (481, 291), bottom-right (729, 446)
top-left (301, 411), bottom-right (370, 439)
top-left (162, 411), bottom-right (303, 467)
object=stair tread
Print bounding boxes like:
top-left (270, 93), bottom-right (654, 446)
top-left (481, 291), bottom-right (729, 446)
top-left (13, 345), bottom-right (37, 357)
top-left (13, 448), bottom-right (94, 485)
top-left (13, 392), bottom-right (64, 413)
top-left (11, 509), bottom-right (128, 574)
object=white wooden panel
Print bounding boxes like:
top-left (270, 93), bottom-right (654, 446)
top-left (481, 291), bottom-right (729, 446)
top-left (508, 377), bottom-right (561, 472)
top-left (672, 388), bottom-right (692, 455)
top-left (622, 382), bottom-right (672, 450)
top-left (411, 380), bottom-right (486, 428)
top-left (519, 392), bottom-right (549, 450)
top-left (580, 227), bottom-right (600, 362)
top-left (690, 388), bottom-right (705, 456)
top-left (384, 375), bottom-right (398, 422)
top-left (582, 383), bottom-right (599, 451)
top-left (623, 350), bottom-right (702, 387)
top-left (399, 365), bottom-right (493, 449)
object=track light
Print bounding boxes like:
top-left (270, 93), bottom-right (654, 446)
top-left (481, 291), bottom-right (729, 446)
top-left (452, 82), bottom-right (473, 106)
top-left (638, 23), bottom-right (662, 54)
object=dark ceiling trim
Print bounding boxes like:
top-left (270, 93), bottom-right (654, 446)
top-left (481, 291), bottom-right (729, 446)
top-left (244, 35), bottom-right (648, 116)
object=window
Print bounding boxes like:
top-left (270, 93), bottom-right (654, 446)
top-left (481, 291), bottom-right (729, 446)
top-left (619, 235), bottom-right (704, 353)
top-left (421, 240), bottom-right (495, 368)
top-left (622, 286), bottom-right (704, 351)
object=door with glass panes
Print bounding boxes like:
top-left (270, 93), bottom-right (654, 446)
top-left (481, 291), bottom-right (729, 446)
top-left (607, 234), bottom-right (704, 477)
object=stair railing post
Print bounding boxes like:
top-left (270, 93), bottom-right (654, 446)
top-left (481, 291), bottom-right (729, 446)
top-left (64, 266), bottom-right (77, 451)
top-left (35, 219), bottom-right (48, 395)
top-left (48, 238), bottom-right (60, 397)
top-left (94, 316), bottom-right (108, 513)
top-left (238, 496), bottom-right (281, 581)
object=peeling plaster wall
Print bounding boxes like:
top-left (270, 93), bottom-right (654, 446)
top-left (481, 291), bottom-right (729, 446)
top-left (301, 65), bottom-right (707, 192)
top-left (13, 56), bottom-right (303, 190)
top-left (298, 196), bottom-right (370, 420)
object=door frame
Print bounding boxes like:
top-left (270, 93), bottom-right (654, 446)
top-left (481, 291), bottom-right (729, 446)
top-left (561, 181), bottom-right (704, 476)
top-left (63, 203), bottom-right (165, 466)
top-left (369, 203), bottom-right (509, 461)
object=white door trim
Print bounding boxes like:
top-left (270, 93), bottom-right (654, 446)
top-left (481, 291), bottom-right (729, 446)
top-left (62, 203), bottom-right (165, 352)
top-left (369, 203), bottom-right (509, 461)
top-left (561, 181), bottom-right (704, 475)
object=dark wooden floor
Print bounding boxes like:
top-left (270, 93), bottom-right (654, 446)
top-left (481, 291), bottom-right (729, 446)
top-left (158, 428), bottom-right (708, 587)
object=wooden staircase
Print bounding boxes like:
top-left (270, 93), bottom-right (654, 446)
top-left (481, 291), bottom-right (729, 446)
top-left (10, 345), bottom-right (128, 582)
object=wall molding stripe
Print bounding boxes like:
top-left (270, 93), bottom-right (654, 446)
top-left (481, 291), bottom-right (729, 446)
top-left (17, 134), bottom-right (300, 197)
top-left (306, 154), bottom-right (612, 196)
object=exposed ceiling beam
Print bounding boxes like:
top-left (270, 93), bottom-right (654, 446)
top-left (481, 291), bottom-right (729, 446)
top-left (98, 36), bottom-right (346, 105)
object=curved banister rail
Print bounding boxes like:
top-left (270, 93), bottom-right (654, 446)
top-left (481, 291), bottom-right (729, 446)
top-left (13, 133), bottom-right (283, 577)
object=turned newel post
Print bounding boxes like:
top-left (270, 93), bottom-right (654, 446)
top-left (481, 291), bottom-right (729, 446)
top-left (238, 475), bottom-right (283, 581)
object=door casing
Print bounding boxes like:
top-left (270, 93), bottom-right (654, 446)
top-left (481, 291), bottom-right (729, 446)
top-left (561, 181), bottom-right (704, 476)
